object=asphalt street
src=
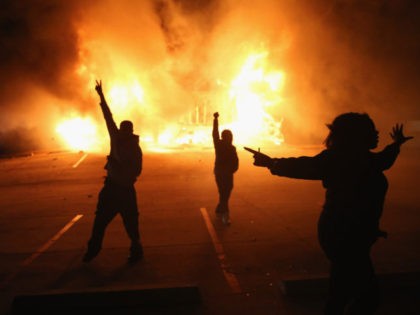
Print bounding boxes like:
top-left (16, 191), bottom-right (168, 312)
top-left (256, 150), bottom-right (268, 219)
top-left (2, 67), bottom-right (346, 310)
top-left (0, 145), bottom-right (419, 314)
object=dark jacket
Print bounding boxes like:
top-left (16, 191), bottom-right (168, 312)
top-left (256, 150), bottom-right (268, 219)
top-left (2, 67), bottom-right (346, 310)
top-left (100, 100), bottom-right (142, 186)
top-left (212, 118), bottom-right (239, 174)
top-left (268, 143), bottom-right (400, 242)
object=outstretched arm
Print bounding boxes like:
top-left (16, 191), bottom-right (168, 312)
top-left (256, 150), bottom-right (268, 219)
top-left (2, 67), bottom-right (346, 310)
top-left (252, 149), bottom-right (325, 180)
top-left (253, 150), bottom-right (274, 168)
top-left (95, 80), bottom-right (118, 137)
top-left (212, 112), bottom-right (220, 145)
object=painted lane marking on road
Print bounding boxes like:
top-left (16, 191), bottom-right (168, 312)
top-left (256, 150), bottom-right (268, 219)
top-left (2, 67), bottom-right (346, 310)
top-left (200, 207), bottom-right (242, 294)
top-left (0, 214), bottom-right (83, 289)
top-left (72, 153), bottom-right (88, 168)
top-left (21, 214), bottom-right (84, 266)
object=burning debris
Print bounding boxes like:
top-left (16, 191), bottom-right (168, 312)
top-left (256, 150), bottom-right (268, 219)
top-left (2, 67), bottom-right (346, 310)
top-left (0, 0), bottom-right (419, 153)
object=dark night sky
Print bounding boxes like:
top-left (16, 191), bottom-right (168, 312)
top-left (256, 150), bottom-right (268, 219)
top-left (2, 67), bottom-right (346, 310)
top-left (0, 0), bottom-right (419, 153)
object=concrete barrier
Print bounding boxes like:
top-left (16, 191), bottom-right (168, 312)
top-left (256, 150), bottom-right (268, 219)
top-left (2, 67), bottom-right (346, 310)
top-left (279, 271), bottom-right (420, 297)
top-left (11, 284), bottom-right (201, 315)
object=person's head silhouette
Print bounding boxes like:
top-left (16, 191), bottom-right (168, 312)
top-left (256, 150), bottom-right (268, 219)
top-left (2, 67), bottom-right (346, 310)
top-left (325, 112), bottom-right (378, 151)
top-left (119, 120), bottom-right (134, 137)
top-left (221, 129), bottom-right (233, 144)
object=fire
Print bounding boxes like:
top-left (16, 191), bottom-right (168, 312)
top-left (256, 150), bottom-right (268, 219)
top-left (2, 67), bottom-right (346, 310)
top-left (56, 117), bottom-right (100, 151)
top-left (157, 125), bottom-right (209, 147)
top-left (108, 80), bottom-right (145, 113)
top-left (56, 49), bottom-right (285, 152)
top-left (228, 52), bottom-right (285, 145)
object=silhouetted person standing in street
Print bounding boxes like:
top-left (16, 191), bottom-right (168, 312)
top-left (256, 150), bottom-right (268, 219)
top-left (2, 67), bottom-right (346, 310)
top-left (250, 112), bottom-right (413, 315)
top-left (83, 80), bottom-right (143, 264)
top-left (213, 112), bottom-right (239, 225)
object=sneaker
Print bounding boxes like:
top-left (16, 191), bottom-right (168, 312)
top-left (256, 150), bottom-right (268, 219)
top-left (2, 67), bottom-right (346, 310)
top-left (222, 213), bottom-right (231, 226)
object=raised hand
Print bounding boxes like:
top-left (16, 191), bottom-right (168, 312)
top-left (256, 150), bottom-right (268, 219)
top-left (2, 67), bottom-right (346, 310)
top-left (390, 123), bottom-right (413, 145)
top-left (213, 112), bottom-right (219, 119)
top-left (95, 80), bottom-right (103, 96)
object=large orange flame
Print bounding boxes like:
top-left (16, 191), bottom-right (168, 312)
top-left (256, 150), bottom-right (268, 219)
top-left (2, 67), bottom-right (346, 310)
top-left (56, 47), bottom-right (285, 152)
top-left (227, 51), bottom-right (285, 145)
top-left (56, 116), bottom-right (100, 151)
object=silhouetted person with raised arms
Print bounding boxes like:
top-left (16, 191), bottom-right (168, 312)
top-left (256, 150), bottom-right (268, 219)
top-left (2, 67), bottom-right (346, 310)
top-left (250, 112), bottom-right (413, 315)
top-left (213, 112), bottom-right (239, 225)
top-left (83, 80), bottom-right (143, 264)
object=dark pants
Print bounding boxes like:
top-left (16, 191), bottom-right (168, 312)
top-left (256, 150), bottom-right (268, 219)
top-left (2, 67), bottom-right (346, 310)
top-left (319, 214), bottom-right (380, 315)
top-left (215, 172), bottom-right (233, 213)
top-left (87, 178), bottom-right (141, 254)
top-left (324, 252), bottom-right (379, 315)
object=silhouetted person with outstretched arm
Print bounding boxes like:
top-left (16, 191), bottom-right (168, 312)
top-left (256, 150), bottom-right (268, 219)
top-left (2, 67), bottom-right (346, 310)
top-left (250, 112), bottom-right (413, 315)
top-left (213, 112), bottom-right (239, 225)
top-left (83, 80), bottom-right (143, 264)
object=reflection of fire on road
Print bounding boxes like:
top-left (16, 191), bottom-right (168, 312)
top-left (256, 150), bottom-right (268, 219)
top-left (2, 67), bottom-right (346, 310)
top-left (56, 50), bottom-right (285, 152)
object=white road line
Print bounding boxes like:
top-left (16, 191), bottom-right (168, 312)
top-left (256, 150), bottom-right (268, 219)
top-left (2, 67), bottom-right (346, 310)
top-left (200, 207), bottom-right (242, 294)
top-left (0, 214), bottom-right (83, 289)
top-left (72, 153), bottom-right (88, 168)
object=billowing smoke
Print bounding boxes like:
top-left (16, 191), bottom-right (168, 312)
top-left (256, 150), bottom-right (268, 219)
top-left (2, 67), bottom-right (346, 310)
top-left (281, 0), bottom-right (420, 145)
top-left (0, 1), bottom-right (81, 99)
top-left (1, 0), bottom-right (419, 154)
top-left (0, 0), bottom-right (93, 153)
